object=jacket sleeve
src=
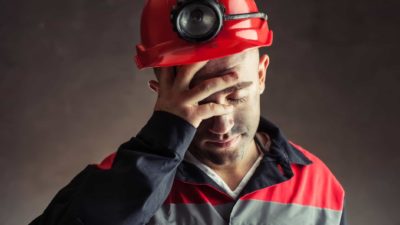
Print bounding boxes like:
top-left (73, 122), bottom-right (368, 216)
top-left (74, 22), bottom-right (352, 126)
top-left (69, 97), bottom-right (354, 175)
top-left (339, 202), bottom-right (348, 225)
top-left (29, 111), bottom-right (196, 225)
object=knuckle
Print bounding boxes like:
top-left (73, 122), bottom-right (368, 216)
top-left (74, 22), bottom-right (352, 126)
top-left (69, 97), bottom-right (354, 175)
top-left (181, 107), bottom-right (193, 119)
top-left (221, 75), bottom-right (231, 82)
top-left (207, 103), bottom-right (216, 111)
top-left (222, 73), bottom-right (237, 82)
top-left (201, 82), bottom-right (213, 92)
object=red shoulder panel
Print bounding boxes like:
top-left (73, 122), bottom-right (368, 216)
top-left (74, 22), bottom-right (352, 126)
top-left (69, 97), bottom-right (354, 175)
top-left (241, 142), bottom-right (345, 211)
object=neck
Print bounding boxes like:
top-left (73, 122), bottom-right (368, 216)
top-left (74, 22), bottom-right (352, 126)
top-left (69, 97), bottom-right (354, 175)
top-left (191, 138), bottom-right (261, 190)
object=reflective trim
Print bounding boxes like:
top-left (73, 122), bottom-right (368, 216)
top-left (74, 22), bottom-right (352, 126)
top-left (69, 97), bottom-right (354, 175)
top-left (148, 203), bottom-right (232, 225)
top-left (231, 199), bottom-right (343, 225)
top-left (148, 200), bottom-right (343, 225)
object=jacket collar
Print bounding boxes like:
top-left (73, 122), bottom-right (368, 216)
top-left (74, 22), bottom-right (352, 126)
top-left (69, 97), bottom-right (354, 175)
top-left (175, 117), bottom-right (313, 197)
top-left (257, 117), bottom-right (312, 166)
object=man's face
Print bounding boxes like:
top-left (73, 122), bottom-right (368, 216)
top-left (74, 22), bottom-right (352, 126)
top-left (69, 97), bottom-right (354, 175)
top-left (187, 49), bottom-right (269, 165)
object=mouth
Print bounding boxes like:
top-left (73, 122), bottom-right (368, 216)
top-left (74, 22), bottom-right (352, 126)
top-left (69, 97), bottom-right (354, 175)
top-left (205, 135), bottom-right (241, 149)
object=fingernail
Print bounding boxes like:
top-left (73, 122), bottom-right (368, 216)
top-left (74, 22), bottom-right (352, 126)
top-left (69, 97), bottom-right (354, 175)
top-left (231, 73), bottom-right (239, 79)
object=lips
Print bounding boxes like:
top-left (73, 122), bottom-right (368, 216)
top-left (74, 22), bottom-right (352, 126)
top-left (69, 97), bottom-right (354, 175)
top-left (205, 135), bottom-right (241, 149)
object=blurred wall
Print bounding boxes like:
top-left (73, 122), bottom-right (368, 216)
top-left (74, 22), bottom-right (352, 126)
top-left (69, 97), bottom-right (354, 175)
top-left (0, 0), bottom-right (399, 224)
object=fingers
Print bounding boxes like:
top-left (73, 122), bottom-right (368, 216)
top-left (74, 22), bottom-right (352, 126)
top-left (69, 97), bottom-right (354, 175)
top-left (174, 60), bottom-right (208, 90)
top-left (187, 73), bottom-right (245, 102)
top-left (158, 67), bottom-right (175, 89)
top-left (196, 103), bottom-right (234, 121)
top-left (151, 61), bottom-right (244, 128)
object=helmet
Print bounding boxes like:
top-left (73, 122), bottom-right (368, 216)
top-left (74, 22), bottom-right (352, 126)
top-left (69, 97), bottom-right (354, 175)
top-left (135, 0), bottom-right (273, 69)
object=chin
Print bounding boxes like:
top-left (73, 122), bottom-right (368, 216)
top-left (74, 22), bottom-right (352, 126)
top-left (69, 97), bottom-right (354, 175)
top-left (197, 135), bottom-right (248, 165)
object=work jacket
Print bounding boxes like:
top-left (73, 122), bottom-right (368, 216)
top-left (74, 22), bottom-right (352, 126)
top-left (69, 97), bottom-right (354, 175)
top-left (30, 111), bottom-right (346, 225)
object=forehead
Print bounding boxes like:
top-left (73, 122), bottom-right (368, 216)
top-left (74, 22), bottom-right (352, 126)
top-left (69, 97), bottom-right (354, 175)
top-left (191, 50), bottom-right (256, 85)
top-left (198, 52), bottom-right (246, 75)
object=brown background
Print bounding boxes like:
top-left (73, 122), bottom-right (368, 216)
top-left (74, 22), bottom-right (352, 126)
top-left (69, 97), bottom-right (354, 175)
top-left (1, 0), bottom-right (399, 224)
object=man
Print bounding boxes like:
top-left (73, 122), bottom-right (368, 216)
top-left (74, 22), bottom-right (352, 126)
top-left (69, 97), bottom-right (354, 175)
top-left (30, 0), bottom-right (346, 224)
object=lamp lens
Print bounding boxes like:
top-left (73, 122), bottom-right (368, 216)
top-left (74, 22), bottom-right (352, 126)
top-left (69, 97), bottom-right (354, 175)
top-left (177, 3), bottom-right (218, 38)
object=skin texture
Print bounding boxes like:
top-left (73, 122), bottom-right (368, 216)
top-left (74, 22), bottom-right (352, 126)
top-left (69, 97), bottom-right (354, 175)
top-left (149, 48), bottom-right (270, 189)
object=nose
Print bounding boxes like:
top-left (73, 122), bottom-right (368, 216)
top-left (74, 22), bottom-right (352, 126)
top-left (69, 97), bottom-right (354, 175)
top-left (208, 114), bottom-right (234, 135)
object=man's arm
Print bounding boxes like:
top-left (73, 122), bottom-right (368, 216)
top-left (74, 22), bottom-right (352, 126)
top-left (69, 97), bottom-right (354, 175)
top-left (30, 61), bottom-right (242, 225)
top-left (30, 111), bottom-right (195, 225)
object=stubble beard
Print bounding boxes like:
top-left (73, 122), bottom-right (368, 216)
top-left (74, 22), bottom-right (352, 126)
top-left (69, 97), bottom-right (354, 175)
top-left (189, 132), bottom-right (252, 166)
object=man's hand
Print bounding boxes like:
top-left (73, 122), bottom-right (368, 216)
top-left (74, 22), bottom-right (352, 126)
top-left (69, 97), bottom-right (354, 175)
top-left (148, 61), bottom-right (241, 128)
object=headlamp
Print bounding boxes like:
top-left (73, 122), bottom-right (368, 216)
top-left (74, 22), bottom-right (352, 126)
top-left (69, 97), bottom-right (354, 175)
top-left (171, 0), bottom-right (268, 43)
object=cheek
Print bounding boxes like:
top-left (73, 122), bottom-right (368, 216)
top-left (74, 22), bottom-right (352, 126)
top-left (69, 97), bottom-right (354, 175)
top-left (232, 105), bottom-right (259, 132)
top-left (237, 91), bottom-right (261, 115)
top-left (233, 95), bottom-right (260, 129)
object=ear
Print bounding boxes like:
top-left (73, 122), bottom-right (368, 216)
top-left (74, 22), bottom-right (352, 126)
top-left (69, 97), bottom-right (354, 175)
top-left (258, 54), bottom-right (270, 95)
top-left (148, 80), bottom-right (160, 93)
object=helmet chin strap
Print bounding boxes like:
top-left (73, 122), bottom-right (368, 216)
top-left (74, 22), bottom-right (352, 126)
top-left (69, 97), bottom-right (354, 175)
top-left (224, 12), bottom-right (268, 21)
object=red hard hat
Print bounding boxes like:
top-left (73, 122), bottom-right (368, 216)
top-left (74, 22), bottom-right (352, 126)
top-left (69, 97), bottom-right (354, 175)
top-left (135, 0), bottom-right (273, 69)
